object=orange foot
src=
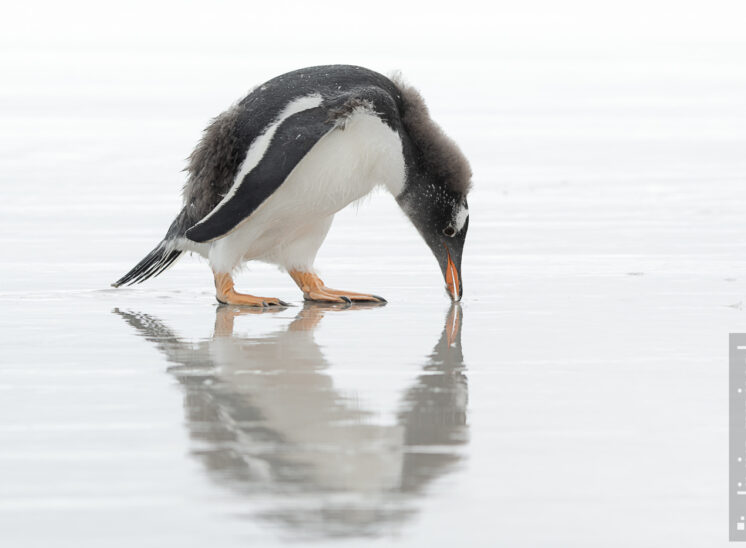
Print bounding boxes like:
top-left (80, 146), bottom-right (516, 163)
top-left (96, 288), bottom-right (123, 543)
top-left (213, 272), bottom-right (289, 307)
top-left (289, 270), bottom-right (386, 304)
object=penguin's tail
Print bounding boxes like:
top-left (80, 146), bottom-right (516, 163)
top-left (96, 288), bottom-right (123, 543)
top-left (111, 244), bottom-right (182, 287)
top-left (111, 208), bottom-right (193, 288)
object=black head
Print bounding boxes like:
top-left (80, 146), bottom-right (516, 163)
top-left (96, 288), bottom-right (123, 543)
top-left (397, 177), bottom-right (469, 301)
top-left (391, 75), bottom-right (473, 301)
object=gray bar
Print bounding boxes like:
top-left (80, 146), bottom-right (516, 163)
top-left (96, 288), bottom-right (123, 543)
top-left (730, 334), bottom-right (746, 541)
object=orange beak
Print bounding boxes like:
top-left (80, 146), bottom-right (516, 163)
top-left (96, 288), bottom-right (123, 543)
top-left (445, 246), bottom-right (461, 302)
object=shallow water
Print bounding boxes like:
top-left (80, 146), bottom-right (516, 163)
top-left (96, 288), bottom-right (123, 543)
top-left (2, 5), bottom-right (746, 545)
top-left (2, 174), bottom-right (745, 546)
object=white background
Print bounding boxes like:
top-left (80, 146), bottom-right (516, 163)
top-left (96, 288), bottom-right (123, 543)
top-left (1, 1), bottom-right (746, 546)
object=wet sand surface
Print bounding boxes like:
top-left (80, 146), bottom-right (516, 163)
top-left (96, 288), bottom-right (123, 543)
top-left (2, 9), bottom-right (746, 545)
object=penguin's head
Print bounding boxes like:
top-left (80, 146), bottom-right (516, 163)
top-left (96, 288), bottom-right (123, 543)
top-left (396, 178), bottom-right (469, 301)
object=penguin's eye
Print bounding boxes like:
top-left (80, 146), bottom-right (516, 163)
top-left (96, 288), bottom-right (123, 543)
top-left (443, 226), bottom-right (456, 237)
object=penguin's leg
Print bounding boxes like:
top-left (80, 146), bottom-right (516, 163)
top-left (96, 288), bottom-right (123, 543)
top-left (208, 227), bottom-right (290, 307)
top-left (288, 270), bottom-right (387, 303)
top-left (270, 215), bottom-right (386, 304)
top-left (213, 271), bottom-right (289, 307)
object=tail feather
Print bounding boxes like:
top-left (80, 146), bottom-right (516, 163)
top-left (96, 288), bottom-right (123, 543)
top-left (112, 207), bottom-right (195, 288)
top-left (112, 245), bottom-right (182, 287)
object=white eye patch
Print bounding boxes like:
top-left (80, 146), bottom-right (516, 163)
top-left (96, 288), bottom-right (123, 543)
top-left (453, 204), bottom-right (469, 232)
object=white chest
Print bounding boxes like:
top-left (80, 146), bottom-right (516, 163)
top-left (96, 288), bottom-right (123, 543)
top-left (212, 111), bottom-right (406, 265)
top-left (264, 110), bottom-right (406, 219)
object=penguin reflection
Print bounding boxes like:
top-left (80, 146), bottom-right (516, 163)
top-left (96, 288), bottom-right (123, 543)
top-left (114, 304), bottom-right (468, 538)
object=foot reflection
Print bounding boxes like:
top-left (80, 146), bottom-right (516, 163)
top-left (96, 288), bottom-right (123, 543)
top-left (114, 303), bottom-right (468, 539)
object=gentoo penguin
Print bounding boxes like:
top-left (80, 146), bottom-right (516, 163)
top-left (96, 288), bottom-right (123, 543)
top-left (113, 65), bottom-right (471, 305)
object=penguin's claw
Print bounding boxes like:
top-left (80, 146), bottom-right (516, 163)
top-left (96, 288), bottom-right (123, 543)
top-left (303, 288), bottom-right (384, 304)
top-left (302, 290), bottom-right (351, 304)
top-left (216, 293), bottom-right (287, 307)
top-left (324, 291), bottom-right (386, 303)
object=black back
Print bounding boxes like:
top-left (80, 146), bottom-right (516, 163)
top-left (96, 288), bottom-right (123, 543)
top-left (184, 65), bottom-right (405, 243)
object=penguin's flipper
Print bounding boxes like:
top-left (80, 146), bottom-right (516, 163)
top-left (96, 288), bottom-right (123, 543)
top-left (185, 106), bottom-right (335, 243)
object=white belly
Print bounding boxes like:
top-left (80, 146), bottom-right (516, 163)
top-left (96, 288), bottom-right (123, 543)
top-left (206, 110), bottom-right (406, 272)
